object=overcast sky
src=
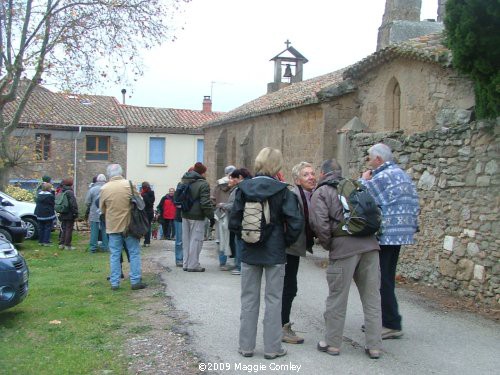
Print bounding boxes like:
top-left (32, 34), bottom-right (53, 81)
top-left (98, 0), bottom-right (440, 113)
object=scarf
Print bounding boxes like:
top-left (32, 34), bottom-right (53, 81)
top-left (298, 185), bottom-right (314, 252)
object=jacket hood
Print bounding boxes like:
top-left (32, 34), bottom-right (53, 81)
top-left (37, 191), bottom-right (53, 202)
top-left (181, 171), bottom-right (205, 183)
top-left (238, 175), bottom-right (288, 200)
top-left (217, 177), bottom-right (231, 192)
top-left (317, 171), bottom-right (343, 187)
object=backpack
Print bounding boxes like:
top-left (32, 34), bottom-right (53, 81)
top-left (241, 198), bottom-right (274, 245)
top-left (55, 191), bottom-right (70, 213)
top-left (126, 181), bottom-right (150, 239)
top-left (319, 178), bottom-right (381, 237)
top-left (174, 182), bottom-right (197, 212)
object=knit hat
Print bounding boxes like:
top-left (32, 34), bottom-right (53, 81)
top-left (193, 162), bottom-right (207, 175)
top-left (42, 175), bottom-right (51, 183)
top-left (61, 178), bottom-right (73, 186)
top-left (224, 165), bottom-right (236, 175)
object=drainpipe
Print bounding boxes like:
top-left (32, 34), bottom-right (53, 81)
top-left (74, 126), bottom-right (82, 196)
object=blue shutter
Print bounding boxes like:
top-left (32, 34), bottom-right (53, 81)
top-left (149, 137), bottom-right (165, 164)
top-left (196, 139), bottom-right (204, 162)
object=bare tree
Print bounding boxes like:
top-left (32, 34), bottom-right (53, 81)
top-left (0, 0), bottom-right (190, 188)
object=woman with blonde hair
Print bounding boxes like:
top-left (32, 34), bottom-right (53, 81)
top-left (229, 147), bottom-right (303, 360)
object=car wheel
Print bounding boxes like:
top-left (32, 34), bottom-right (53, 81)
top-left (23, 217), bottom-right (39, 240)
top-left (0, 228), bottom-right (13, 242)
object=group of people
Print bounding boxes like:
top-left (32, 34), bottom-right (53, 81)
top-left (33, 141), bottom-right (419, 360)
top-left (204, 144), bottom-right (418, 361)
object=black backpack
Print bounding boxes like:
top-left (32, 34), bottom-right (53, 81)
top-left (318, 178), bottom-right (381, 237)
top-left (125, 181), bottom-right (150, 239)
top-left (174, 181), bottom-right (197, 212)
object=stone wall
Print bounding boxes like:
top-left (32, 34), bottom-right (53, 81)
top-left (346, 119), bottom-right (499, 306)
top-left (356, 59), bottom-right (475, 135)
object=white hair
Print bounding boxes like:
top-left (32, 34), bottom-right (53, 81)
top-left (106, 164), bottom-right (123, 178)
top-left (96, 174), bottom-right (107, 182)
top-left (368, 143), bottom-right (393, 162)
top-left (291, 161), bottom-right (313, 181)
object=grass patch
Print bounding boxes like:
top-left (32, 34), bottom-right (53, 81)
top-left (0, 232), bottom-right (149, 374)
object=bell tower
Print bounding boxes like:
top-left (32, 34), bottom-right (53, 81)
top-left (267, 40), bottom-right (308, 94)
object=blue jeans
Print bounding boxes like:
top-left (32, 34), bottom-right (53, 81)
top-left (38, 219), bottom-right (52, 244)
top-left (234, 237), bottom-right (244, 271)
top-left (89, 221), bottom-right (108, 252)
top-left (108, 233), bottom-right (141, 287)
top-left (174, 220), bottom-right (183, 263)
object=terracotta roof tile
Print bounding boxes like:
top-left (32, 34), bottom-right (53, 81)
top-left (8, 85), bottom-right (125, 128)
top-left (118, 105), bottom-right (223, 133)
top-left (205, 69), bottom-right (345, 127)
top-left (344, 32), bottom-right (451, 80)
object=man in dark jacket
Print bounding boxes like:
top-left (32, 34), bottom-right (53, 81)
top-left (140, 181), bottom-right (155, 247)
top-left (229, 147), bottom-right (303, 360)
top-left (35, 182), bottom-right (56, 246)
top-left (175, 162), bottom-right (214, 272)
top-left (58, 178), bottom-right (79, 250)
top-left (309, 159), bottom-right (382, 359)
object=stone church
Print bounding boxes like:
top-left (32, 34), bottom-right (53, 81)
top-left (203, 0), bottom-right (499, 306)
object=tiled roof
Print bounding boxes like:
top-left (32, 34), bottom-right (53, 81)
top-left (204, 69), bottom-right (345, 127)
top-left (118, 105), bottom-right (223, 133)
top-left (9, 85), bottom-right (125, 128)
top-left (343, 32), bottom-right (451, 80)
top-left (6, 83), bottom-right (223, 132)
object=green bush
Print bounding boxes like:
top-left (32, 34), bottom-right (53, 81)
top-left (5, 185), bottom-right (36, 202)
top-left (444, 0), bottom-right (500, 119)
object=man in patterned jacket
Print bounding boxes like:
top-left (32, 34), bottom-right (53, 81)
top-left (361, 143), bottom-right (419, 340)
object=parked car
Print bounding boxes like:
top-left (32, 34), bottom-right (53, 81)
top-left (0, 238), bottom-right (29, 312)
top-left (0, 207), bottom-right (27, 243)
top-left (0, 191), bottom-right (39, 240)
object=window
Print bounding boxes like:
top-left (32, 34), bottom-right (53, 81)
top-left (35, 133), bottom-right (51, 161)
top-left (149, 137), bottom-right (166, 164)
top-left (197, 139), bottom-right (204, 163)
top-left (86, 135), bottom-right (110, 160)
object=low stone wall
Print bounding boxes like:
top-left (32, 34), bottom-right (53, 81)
top-left (346, 119), bottom-right (499, 306)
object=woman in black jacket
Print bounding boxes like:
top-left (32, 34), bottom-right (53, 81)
top-left (35, 182), bottom-right (56, 246)
top-left (140, 181), bottom-right (155, 247)
top-left (229, 147), bottom-right (303, 360)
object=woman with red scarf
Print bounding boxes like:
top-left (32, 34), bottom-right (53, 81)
top-left (140, 182), bottom-right (155, 247)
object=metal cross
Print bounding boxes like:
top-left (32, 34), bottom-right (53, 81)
top-left (284, 39), bottom-right (291, 49)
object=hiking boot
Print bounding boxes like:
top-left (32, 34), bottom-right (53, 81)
top-left (231, 269), bottom-right (241, 275)
top-left (175, 262), bottom-right (183, 267)
top-left (220, 264), bottom-right (235, 271)
top-left (282, 322), bottom-right (304, 344)
top-left (111, 285), bottom-right (120, 291)
top-left (58, 244), bottom-right (64, 249)
top-left (187, 267), bottom-right (205, 272)
top-left (264, 348), bottom-right (287, 360)
top-left (365, 347), bottom-right (381, 359)
top-left (238, 349), bottom-right (254, 358)
top-left (131, 282), bottom-right (147, 290)
top-left (381, 327), bottom-right (403, 340)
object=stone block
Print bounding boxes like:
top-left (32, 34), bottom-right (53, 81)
top-left (477, 176), bottom-right (491, 187)
top-left (418, 170), bottom-right (436, 190)
top-left (474, 265), bottom-right (485, 282)
top-left (467, 242), bottom-right (480, 256)
top-left (443, 235), bottom-right (455, 251)
top-left (439, 259), bottom-right (457, 277)
top-left (463, 229), bottom-right (475, 238)
top-left (485, 160), bottom-right (497, 175)
top-left (456, 259), bottom-right (474, 280)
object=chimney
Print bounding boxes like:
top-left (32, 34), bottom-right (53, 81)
top-left (377, 0), bottom-right (422, 51)
top-left (202, 96), bottom-right (212, 113)
top-left (121, 88), bottom-right (126, 104)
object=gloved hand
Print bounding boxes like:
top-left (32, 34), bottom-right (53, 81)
top-left (209, 218), bottom-right (216, 227)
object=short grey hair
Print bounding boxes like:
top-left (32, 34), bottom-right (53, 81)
top-left (291, 161), bottom-right (313, 181)
top-left (96, 174), bottom-right (107, 182)
top-left (368, 143), bottom-right (393, 162)
top-left (106, 164), bottom-right (123, 178)
top-left (320, 159), bottom-right (342, 175)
